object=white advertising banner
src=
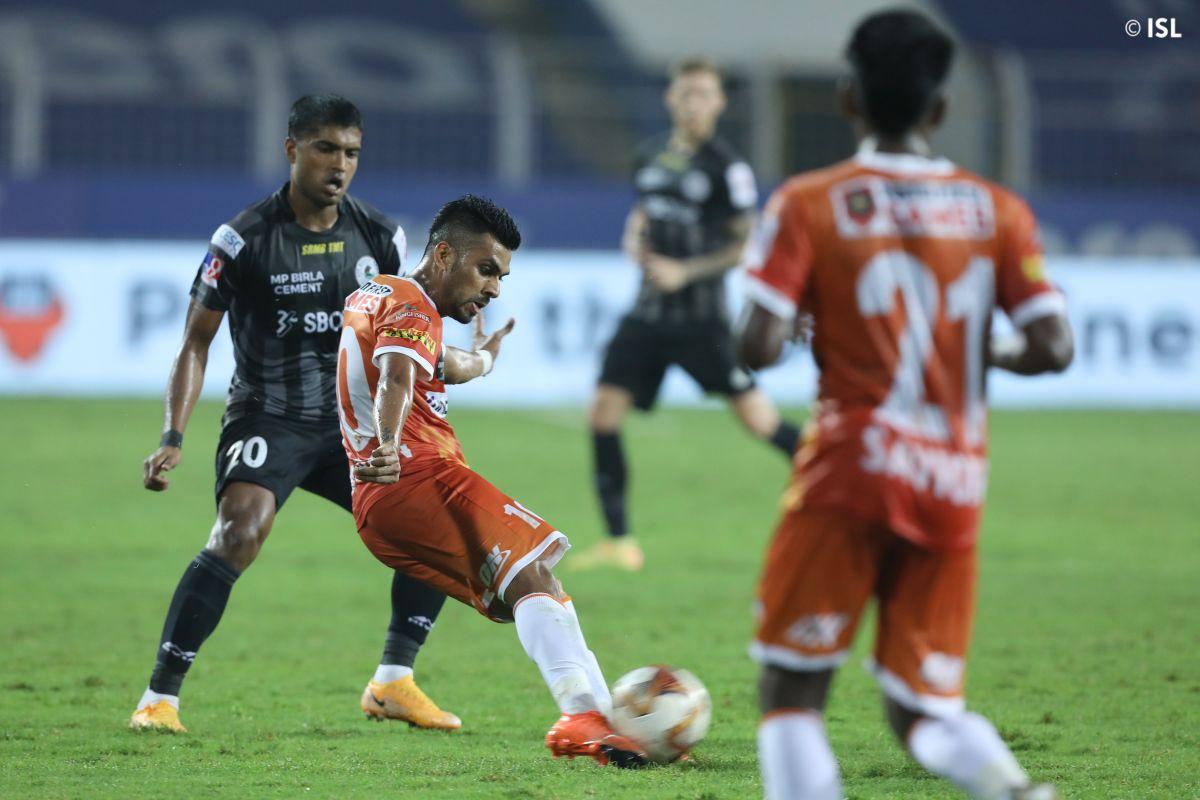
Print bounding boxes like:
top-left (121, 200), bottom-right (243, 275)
top-left (0, 242), bottom-right (1196, 409)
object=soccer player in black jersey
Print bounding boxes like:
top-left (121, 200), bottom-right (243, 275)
top-left (573, 58), bottom-right (802, 571)
top-left (130, 95), bottom-right (498, 732)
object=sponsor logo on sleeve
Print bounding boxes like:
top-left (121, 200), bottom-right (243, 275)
top-left (210, 224), bottom-right (245, 259)
top-left (380, 327), bottom-right (436, 352)
top-left (726, 161), bottom-right (759, 209)
top-left (200, 251), bottom-right (224, 289)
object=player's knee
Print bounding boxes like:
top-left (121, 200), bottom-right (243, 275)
top-left (206, 509), bottom-right (272, 570)
top-left (505, 558), bottom-right (565, 605)
top-left (589, 387), bottom-right (630, 433)
top-left (732, 390), bottom-right (779, 438)
top-left (758, 665), bottom-right (833, 715)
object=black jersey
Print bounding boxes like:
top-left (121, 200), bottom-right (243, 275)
top-left (629, 133), bottom-right (758, 324)
top-left (190, 184), bottom-right (407, 423)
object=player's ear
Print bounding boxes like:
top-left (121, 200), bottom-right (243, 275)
top-left (284, 137), bottom-right (297, 165)
top-left (433, 241), bottom-right (455, 273)
top-left (928, 93), bottom-right (948, 130)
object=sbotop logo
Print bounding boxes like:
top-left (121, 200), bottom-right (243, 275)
top-left (1126, 17), bottom-right (1183, 38)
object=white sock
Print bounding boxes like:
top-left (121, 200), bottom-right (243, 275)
top-left (909, 712), bottom-right (1029, 800)
top-left (138, 687), bottom-right (179, 711)
top-left (758, 710), bottom-right (842, 800)
top-left (563, 600), bottom-right (613, 717)
top-left (372, 664), bottom-right (414, 684)
top-left (514, 593), bottom-right (598, 715)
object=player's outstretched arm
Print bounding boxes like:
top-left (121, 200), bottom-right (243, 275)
top-left (442, 312), bottom-right (516, 384)
top-left (989, 314), bottom-right (1074, 376)
top-left (355, 353), bottom-right (419, 485)
top-left (737, 302), bottom-right (791, 371)
top-left (143, 300), bottom-right (224, 491)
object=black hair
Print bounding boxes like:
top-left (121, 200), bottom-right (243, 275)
top-left (846, 9), bottom-right (955, 138)
top-left (425, 194), bottom-right (521, 256)
top-left (287, 94), bottom-right (363, 139)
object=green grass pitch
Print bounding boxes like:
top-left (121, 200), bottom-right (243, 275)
top-left (1, 399), bottom-right (1197, 799)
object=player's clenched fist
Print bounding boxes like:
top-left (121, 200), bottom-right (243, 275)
top-left (143, 446), bottom-right (182, 491)
top-left (353, 443), bottom-right (401, 484)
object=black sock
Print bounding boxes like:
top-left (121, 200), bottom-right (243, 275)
top-left (148, 550), bottom-right (240, 696)
top-left (592, 431), bottom-right (628, 538)
top-left (380, 571), bottom-right (445, 668)
top-left (769, 420), bottom-right (802, 459)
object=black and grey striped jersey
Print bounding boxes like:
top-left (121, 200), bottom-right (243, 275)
top-left (190, 184), bottom-right (407, 423)
top-left (629, 133), bottom-right (758, 325)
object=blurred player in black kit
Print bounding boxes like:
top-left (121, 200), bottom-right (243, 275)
top-left (130, 95), bottom-right (463, 732)
top-left (573, 58), bottom-right (801, 571)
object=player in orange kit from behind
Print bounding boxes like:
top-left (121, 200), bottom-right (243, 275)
top-left (337, 195), bottom-right (646, 767)
top-left (739, 10), bottom-right (1073, 800)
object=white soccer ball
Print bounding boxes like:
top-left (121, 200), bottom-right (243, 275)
top-left (609, 665), bottom-right (712, 763)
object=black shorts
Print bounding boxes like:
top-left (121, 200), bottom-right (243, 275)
top-left (597, 316), bottom-right (756, 411)
top-left (214, 412), bottom-right (351, 511)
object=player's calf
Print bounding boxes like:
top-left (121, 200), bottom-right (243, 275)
top-left (506, 559), bottom-right (638, 766)
top-left (757, 667), bottom-right (842, 800)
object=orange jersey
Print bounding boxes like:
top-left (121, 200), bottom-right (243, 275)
top-left (337, 275), bottom-right (464, 516)
top-left (745, 146), bottom-right (1065, 550)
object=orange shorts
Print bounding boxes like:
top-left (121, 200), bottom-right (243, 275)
top-left (752, 509), bottom-right (975, 717)
top-left (356, 460), bottom-right (568, 622)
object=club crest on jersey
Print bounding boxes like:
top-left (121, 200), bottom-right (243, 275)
top-left (680, 169), bottom-right (712, 202)
top-left (200, 252), bottom-right (224, 289)
top-left (355, 256), bottom-right (380, 286)
top-left (845, 188), bottom-right (875, 223)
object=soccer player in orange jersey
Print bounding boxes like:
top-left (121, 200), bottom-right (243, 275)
top-left (337, 195), bottom-right (647, 767)
top-left (739, 11), bottom-right (1073, 800)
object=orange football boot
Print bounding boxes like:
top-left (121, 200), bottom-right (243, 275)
top-left (545, 710), bottom-right (647, 768)
top-left (129, 700), bottom-right (186, 733)
top-left (361, 676), bottom-right (461, 730)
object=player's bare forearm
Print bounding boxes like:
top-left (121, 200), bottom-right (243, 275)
top-left (681, 213), bottom-right (755, 279)
top-left (143, 300), bottom-right (223, 491)
top-left (738, 304), bottom-right (790, 370)
top-left (442, 346), bottom-right (489, 385)
top-left (161, 302), bottom-right (223, 435)
top-left (621, 207), bottom-right (648, 262)
top-left (443, 313), bottom-right (515, 384)
top-left (990, 314), bottom-right (1075, 375)
top-left (356, 354), bottom-right (417, 485)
